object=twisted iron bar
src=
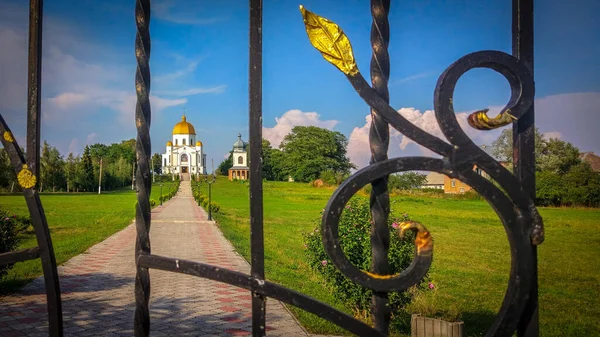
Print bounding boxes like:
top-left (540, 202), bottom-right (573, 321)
top-left (133, 0), bottom-right (152, 335)
top-left (368, 0), bottom-right (392, 332)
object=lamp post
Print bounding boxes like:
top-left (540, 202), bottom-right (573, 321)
top-left (160, 183), bottom-right (163, 205)
top-left (205, 174), bottom-right (216, 220)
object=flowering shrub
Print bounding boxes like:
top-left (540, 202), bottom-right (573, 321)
top-left (0, 208), bottom-right (19, 280)
top-left (303, 197), bottom-right (429, 329)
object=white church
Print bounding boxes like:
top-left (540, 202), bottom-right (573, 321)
top-left (161, 114), bottom-right (207, 176)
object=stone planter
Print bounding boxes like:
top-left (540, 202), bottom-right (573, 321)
top-left (411, 314), bottom-right (464, 337)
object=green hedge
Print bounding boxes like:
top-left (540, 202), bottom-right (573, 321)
top-left (191, 181), bottom-right (221, 215)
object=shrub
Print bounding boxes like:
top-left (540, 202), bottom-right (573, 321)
top-left (209, 202), bottom-right (220, 213)
top-left (303, 197), bottom-right (428, 331)
top-left (150, 199), bottom-right (156, 207)
top-left (319, 170), bottom-right (337, 186)
top-left (0, 208), bottom-right (19, 280)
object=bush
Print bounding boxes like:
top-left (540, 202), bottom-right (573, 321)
top-left (0, 208), bottom-right (19, 280)
top-left (319, 170), bottom-right (337, 186)
top-left (209, 202), bottom-right (220, 213)
top-left (150, 199), bottom-right (156, 207)
top-left (303, 197), bottom-right (428, 332)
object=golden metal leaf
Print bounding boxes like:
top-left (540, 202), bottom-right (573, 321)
top-left (299, 5), bottom-right (358, 76)
top-left (363, 220), bottom-right (433, 280)
top-left (3, 131), bottom-right (14, 142)
top-left (18, 164), bottom-right (37, 189)
top-left (399, 221), bottom-right (433, 256)
top-left (467, 108), bottom-right (517, 130)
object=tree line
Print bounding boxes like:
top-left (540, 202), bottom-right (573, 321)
top-left (218, 126), bottom-right (356, 183)
top-left (0, 139), bottom-right (142, 193)
top-left (492, 128), bottom-right (600, 207)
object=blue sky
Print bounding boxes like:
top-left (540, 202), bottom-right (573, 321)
top-left (1, 0), bottom-right (599, 170)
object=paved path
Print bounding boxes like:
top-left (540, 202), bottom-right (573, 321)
top-left (0, 181), bottom-right (311, 336)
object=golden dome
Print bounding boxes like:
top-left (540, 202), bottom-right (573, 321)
top-left (172, 115), bottom-right (196, 135)
top-left (196, 140), bottom-right (203, 146)
top-left (166, 141), bottom-right (173, 146)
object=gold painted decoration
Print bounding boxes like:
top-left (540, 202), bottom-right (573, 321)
top-left (18, 164), bottom-right (37, 189)
top-left (467, 108), bottom-right (517, 130)
top-left (399, 221), bottom-right (433, 256)
top-left (362, 220), bottom-right (433, 280)
top-left (3, 131), bottom-right (14, 142)
top-left (299, 5), bottom-right (359, 76)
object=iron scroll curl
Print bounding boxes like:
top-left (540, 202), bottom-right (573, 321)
top-left (301, 5), bottom-right (544, 336)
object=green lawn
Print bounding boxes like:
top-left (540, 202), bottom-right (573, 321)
top-left (206, 176), bottom-right (600, 337)
top-left (0, 181), bottom-right (178, 293)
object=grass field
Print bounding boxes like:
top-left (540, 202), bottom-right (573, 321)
top-left (0, 181), bottom-right (178, 293)
top-left (206, 176), bottom-right (600, 337)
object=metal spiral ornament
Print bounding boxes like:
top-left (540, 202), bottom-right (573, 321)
top-left (133, 0), bottom-right (152, 335)
top-left (368, 0), bottom-right (392, 332)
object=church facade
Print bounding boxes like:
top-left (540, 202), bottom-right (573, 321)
top-left (161, 115), bottom-right (207, 176)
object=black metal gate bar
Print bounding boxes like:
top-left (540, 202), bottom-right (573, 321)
top-left (133, 0), bottom-right (152, 334)
top-left (26, 0), bottom-right (42, 180)
top-left (248, 0), bottom-right (267, 335)
top-left (0, 0), bottom-right (64, 335)
top-left (512, 0), bottom-right (538, 336)
top-left (368, 0), bottom-right (392, 332)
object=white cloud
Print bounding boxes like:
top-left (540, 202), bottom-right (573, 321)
top-left (543, 131), bottom-right (562, 140)
top-left (0, 18), bottom-right (189, 134)
top-left (393, 71), bottom-right (433, 85)
top-left (86, 133), bottom-right (97, 144)
top-left (154, 0), bottom-right (224, 25)
top-left (154, 58), bottom-right (202, 84)
top-left (68, 138), bottom-right (79, 155)
top-left (155, 85), bottom-right (227, 97)
top-left (263, 110), bottom-right (339, 148)
top-left (47, 92), bottom-right (89, 110)
top-left (347, 108), bottom-right (504, 170)
top-left (346, 92), bottom-right (600, 170)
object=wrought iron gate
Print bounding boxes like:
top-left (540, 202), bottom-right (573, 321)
top-left (0, 0), bottom-right (544, 336)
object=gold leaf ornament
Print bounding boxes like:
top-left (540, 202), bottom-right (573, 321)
top-left (18, 164), bottom-right (37, 189)
top-left (3, 131), bottom-right (14, 142)
top-left (399, 221), bottom-right (433, 256)
top-left (299, 5), bottom-right (359, 76)
top-left (467, 109), bottom-right (517, 130)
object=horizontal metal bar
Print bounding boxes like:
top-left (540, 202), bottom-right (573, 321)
top-left (138, 253), bottom-right (385, 337)
top-left (0, 247), bottom-right (40, 265)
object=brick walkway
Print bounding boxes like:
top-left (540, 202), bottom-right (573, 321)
top-left (0, 181), bottom-right (311, 336)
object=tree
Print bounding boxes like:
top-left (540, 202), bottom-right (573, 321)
top-left (79, 145), bottom-right (95, 191)
top-left (40, 141), bottom-right (66, 192)
top-left (491, 128), bottom-right (581, 174)
top-left (217, 151), bottom-right (233, 175)
top-left (491, 127), bottom-right (547, 165)
top-left (538, 138), bottom-right (581, 175)
top-left (388, 172), bottom-right (428, 191)
top-left (151, 153), bottom-right (162, 175)
top-left (261, 139), bottom-right (287, 181)
top-left (65, 153), bottom-right (77, 192)
top-left (0, 149), bottom-right (17, 191)
top-left (279, 126), bottom-right (355, 182)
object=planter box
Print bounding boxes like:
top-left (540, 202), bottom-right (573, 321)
top-left (411, 314), bottom-right (464, 337)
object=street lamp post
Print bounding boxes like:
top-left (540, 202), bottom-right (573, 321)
top-left (160, 183), bottom-right (163, 206)
top-left (205, 174), bottom-right (216, 221)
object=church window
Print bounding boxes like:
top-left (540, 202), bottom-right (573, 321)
top-left (183, 139), bottom-right (186, 145)
top-left (181, 153), bottom-right (188, 162)
top-left (175, 139), bottom-right (178, 146)
top-left (164, 158), bottom-right (166, 166)
top-left (238, 156), bottom-right (243, 164)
